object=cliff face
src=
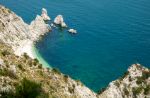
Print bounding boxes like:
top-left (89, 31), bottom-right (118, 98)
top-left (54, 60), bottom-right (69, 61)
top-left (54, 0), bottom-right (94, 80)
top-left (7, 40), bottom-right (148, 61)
top-left (0, 5), bottom-right (150, 98)
top-left (98, 64), bottom-right (150, 98)
top-left (0, 5), bottom-right (51, 58)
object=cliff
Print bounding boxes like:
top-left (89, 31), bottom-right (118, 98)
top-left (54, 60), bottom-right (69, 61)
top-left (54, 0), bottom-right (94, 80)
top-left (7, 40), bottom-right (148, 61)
top-left (0, 5), bottom-right (51, 58)
top-left (98, 64), bottom-right (150, 98)
top-left (0, 5), bottom-right (149, 98)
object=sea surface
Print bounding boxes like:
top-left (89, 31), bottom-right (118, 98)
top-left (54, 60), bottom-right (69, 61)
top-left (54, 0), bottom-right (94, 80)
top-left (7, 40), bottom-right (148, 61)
top-left (1, 0), bottom-right (150, 92)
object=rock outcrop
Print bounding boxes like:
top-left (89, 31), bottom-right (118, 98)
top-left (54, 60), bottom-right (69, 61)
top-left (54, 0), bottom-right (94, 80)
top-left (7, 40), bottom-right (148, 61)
top-left (0, 5), bottom-right (51, 58)
top-left (68, 29), bottom-right (77, 34)
top-left (54, 15), bottom-right (67, 27)
top-left (41, 8), bottom-right (51, 21)
top-left (98, 64), bottom-right (150, 98)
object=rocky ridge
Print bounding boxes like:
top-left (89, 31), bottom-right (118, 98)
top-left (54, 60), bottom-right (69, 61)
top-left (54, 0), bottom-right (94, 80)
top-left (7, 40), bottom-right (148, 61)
top-left (98, 64), bottom-right (150, 98)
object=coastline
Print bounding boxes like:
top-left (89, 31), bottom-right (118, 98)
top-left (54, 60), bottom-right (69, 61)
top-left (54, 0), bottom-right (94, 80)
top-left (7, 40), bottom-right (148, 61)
top-left (32, 44), bottom-right (51, 68)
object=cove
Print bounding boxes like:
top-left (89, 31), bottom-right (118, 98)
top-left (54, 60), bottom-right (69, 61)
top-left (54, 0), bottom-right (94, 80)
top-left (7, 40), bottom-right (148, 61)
top-left (1, 0), bottom-right (150, 92)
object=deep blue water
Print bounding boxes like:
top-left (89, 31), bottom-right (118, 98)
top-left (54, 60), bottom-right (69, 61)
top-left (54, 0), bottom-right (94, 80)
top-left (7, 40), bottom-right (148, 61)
top-left (1, 0), bottom-right (150, 92)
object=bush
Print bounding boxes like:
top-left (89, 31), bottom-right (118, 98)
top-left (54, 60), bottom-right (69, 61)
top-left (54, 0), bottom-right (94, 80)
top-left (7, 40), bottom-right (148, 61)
top-left (124, 87), bottom-right (129, 96)
top-left (114, 81), bottom-right (120, 87)
top-left (34, 58), bottom-right (39, 63)
top-left (119, 71), bottom-right (129, 80)
top-left (1, 50), bottom-right (10, 56)
top-left (23, 53), bottom-right (29, 59)
top-left (38, 64), bottom-right (42, 69)
top-left (52, 68), bottom-right (61, 74)
top-left (136, 77), bottom-right (143, 85)
top-left (0, 91), bottom-right (15, 98)
top-left (18, 64), bottom-right (25, 71)
top-left (98, 87), bottom-right (107, 94)
top-left (15, 78), bottom-right (42, 98)
top-left (0, 68), bottom-right (17, 79)
top-left (142, 71), bottom-right (150, 80)
top-left (64, 75), bottom-right (69, 82)
top-left (133, 86), bottom-right (143, 96)
top-left (144, 85), bottom-right (150, 95)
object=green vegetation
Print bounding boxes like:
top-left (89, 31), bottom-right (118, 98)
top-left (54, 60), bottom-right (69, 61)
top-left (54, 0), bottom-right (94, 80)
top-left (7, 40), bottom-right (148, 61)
top-left (98, 87), bottom-right (107, 94)
top-left (23, 53), bottom-right (29, 59)
top-left (119, 71), bottom-right (129, 81)
top-left (0, 78), bottom-right (44, 98)
top-left (144, 85), bottom-right (150, 95)
top-left (34, 58), bottom-right (39, 63)
top-left (0, 91), bottom-right (15, 98)
top-left (114, 81), bottom-right (120, 87)
top-left (63, 75), bottom-right (69, 82)
top-left (52, 68), bottom-right (61, 74)
top-left (142, 71), bottom-right (150, 80)
top-left (38, 64), bottom-right (42, 69)
top-left (124, 87), bottom-right (129, 96)
top-left (17, 64), bottom-right (25, 71)
top-left (1, 50), bottom-right (10, 56)
top-left (68, 87), bottom-right (74, 94)
top-left (15, 78), bottom-right (42, 98)
top-left (0, 68), bottom-right (17, 79)
top-left (133, 86), bottom-right (143, 96)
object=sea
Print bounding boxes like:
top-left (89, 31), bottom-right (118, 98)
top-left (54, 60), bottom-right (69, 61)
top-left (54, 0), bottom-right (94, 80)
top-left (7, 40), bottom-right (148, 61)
top-left (1, 0), bottom-right (150, 92)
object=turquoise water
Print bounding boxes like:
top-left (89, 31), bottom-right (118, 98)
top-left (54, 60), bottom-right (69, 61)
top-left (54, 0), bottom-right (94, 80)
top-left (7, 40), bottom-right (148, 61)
top-left (1, 0), bottom-right (150, 92)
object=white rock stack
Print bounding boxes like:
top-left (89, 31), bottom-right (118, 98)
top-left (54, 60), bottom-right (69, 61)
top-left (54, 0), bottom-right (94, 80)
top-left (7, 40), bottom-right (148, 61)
top-left (54, 15), bottom-right (67, 28)
top-left (41, 8), bottom-right (51, 21)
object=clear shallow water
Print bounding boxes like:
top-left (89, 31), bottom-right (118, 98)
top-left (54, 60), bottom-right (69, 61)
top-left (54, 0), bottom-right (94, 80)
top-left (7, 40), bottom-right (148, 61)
top-left (1, 0), bottom-right (150, 92)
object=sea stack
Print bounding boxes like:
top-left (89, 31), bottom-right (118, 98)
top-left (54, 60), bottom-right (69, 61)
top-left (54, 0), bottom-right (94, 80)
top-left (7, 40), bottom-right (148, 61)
top-left (41, 8), bottom-right (51, 21)
top-left (54, 15), bottom-right (67, 28)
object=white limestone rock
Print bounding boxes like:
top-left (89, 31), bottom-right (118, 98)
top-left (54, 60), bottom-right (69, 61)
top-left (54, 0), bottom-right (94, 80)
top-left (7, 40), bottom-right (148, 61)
top-left (54, 15), bottom-right (67, 27)
top-left (98, 64), bottom-right (150, 98)
top-left (0, 5), bottom-right (51, 58)
top-left (41, 8), bottom-right (50, 21)
top-left (61, 22), bottom-right (67, 28)
top-left (68, 29), bottom-right (77, 34)
top-left (0, 58), bottom-right (4, 65)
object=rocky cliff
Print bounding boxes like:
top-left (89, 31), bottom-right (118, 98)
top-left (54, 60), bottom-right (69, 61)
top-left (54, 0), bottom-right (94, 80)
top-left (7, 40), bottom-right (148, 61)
top-left (98, 64), bottom-right (150, 98)
top-left (0, 5), bottom-right (51, 58)
top-left (0, 5), bottom-right (149, 98)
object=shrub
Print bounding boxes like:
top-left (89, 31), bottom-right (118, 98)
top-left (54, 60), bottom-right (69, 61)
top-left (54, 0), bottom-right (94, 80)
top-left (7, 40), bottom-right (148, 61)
top-left (98, 87), bottom-right (107, 94)
top-left (133, 86), bottom-right (143, 96)
top-left (18, 64), bottom-right (25, 71)
top-left (0, 91), bottom-right (15, 98)
top-left (34, 58), bottom-right (39, 63)
top-left (142, 71), bottom-right (150, 80)
top-left (52, 68), bottom-right (61, 74)
top-left (23, 53), bottom-right (29, 59)
top-left (68, 87), bottom-right (74, 94)
top-left (64, 75), bottom-right (69, 82)
top-left (0, 68), bottom-right (17, 79)
top-left (136, 77), bottom-right (143, 85)
top-left (119, 71), bottom-right (129, 80)
top-left (114, 81), bottom-right (120, 87)
top-left (1, 50), bottom-right (10, 56)
top-left (38, 64), bottom-right (42, 69)
top-left (144, 85), bottom-right (150, 95)
top-left (15, 78), bottom-right (42, 98)
top-left (124, 87), bottom-right (129, 96)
